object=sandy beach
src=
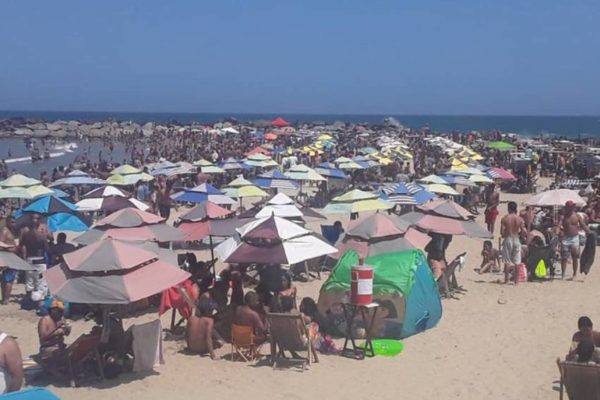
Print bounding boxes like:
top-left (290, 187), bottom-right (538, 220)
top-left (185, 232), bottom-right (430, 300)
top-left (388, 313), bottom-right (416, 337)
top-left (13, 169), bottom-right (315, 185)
top-left (0, 178), bottom-right (593, 400)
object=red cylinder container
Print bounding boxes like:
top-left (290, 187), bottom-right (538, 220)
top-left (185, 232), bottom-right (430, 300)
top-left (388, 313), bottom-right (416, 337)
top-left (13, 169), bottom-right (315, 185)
top-left (350, 265), bottom-right (373, 305)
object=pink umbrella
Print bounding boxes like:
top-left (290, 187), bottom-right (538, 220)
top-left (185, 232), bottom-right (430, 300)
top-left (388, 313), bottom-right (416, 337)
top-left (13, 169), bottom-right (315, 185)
top-left (401, 212), bottom-right (491, 238)
top-left (418, 199), bottom-right (473, 220)
top-left (488, 167), bottom-right (516, 181)
top-left (46, 239), bottom-right (190, 304)
top-left (95, 208), bottom-right (164, 228)
top-left (332, 227), bottom-right (431, 259)
top-left (74, 224), bottom-right (186, 245)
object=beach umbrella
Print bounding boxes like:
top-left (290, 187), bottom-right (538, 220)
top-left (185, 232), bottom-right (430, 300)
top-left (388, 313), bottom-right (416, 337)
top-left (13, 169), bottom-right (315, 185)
top-left (106, 172), bottom-right (154, 186)
top-left (228, 176), bottom-right (255, 187)
top-left (83, 185), bottom-right (130, 199)
top-left (525, 189), bottom-right (586, 207)
top-left (222, 186), bottom-right (268, 199)
top-left (0, 174), bottom-right (41, 188)
top-left (21, 195), bottom-right (78, 214)
top-left (402, 212), bottom-right (492, 238)
top-left (487, 141), bottom-right (516, 150)
top-left (418, 199), bottom-right (474, 220)
top-left (314, 167), bottom-right (348, 179)
top-left (35, 188), bottom-right (70, 199)
top-left (419, 175), bottom-right (449, 185)
top-left (468, 174), bottom-right (494, 184)
top-left (334, 157), bottom-right (363, 170)
top-left (45, 213), bottom-right (90, 232)
top-left (323, 198), bottom-right (394, 215)
top-left (243, 154), bottom-right (279, 168)
top-left (284, 165), bottom-right (326, 182)
top-left (0, 241), bottom-right (35, 271)
top-left (110, 164), bottom-right (141, 175)
top-left (253, 170), bottom-right (300, 190)
top-left (380, 182), bottom-right (436, 205)
top-left (49, 171), bottom-right (105, 187)
top-left (218, 216), bottom-right (337, 265)
top-left (246, 146), bottom-right (272, 157)
top-left (179, 202), bottom-right (235, 222)
top-left (439, 175), bottom-right (477, 187)
top-left (425, 184), bottom-right (460, 196)
top-left (486, 167), bottom-right (516, 181)
top-left (218, 157), bottom-right (250, 171)
top-left (45, 239), bottom-right (190, 304)
top-left (193, 159), bottom-right (215, 167)
top-left (264, 132), bottom-right (278, 141)
top-left (171, 183), bottom-right (236, 206)
top-left (75, 196), bottom-right (149, 213)
top-left (201, 165), bottom-right (225, 174)
top-left (331, 213), bottom-right (431, 259)
top-left (239, 192), bottom-right (326, 221)
top-left (0, 185), bottom-right (53, 200)
top-left (93, 207), bottom-right (164, 228)
top-left (272, 117), bottom-right (289, 127)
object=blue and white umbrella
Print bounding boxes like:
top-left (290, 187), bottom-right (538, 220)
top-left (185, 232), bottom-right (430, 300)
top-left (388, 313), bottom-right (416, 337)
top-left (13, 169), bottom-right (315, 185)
top-left (380, 182), bottom-right (436, 205)
top-left (253, 170), bottom-right (299, 190)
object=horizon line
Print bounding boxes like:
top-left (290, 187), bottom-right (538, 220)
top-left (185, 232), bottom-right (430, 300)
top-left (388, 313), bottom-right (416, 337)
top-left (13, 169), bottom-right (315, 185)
top-left (1, 109), bottom-right (599, 119)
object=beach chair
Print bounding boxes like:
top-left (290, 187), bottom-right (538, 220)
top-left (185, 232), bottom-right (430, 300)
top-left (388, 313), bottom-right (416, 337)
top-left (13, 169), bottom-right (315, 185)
top-left (33, 333), bottom-right (104, 388)
top-left (556, 358), bottom-right (600, 400)
top-left (267, 312), bottom-right (318, 370)
top-left (230, 324), bottom-right (262, 362)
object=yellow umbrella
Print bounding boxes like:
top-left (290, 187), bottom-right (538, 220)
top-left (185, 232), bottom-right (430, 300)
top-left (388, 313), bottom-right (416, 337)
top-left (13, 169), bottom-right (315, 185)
top-left (469, 175), bottom-right (494, 184)
top-left (27, 185), bottom-right (55, 198)
top-left (450, 160), bottom-right (469, 171)
top-left (0, 174), bottom-right (41, 188)
top-left (193, 159), bottom-right (214, 167)
top-left (107, 173), bottom-right (154, 186)
top-left (110, 164), bottom-right (141, 175)
top-left (426, 184), bottom-right (460, 196)
top-left (222, 186), bottom-right (268, 198)
top-left (318, 134), bottom-right (333, 141)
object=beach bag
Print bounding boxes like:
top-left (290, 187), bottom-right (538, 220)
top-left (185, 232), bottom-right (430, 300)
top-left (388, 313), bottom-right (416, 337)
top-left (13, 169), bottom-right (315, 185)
top-left (517, 263), bottom-right (528, 283)
top-left (534, 259), bottom-right (547, 279)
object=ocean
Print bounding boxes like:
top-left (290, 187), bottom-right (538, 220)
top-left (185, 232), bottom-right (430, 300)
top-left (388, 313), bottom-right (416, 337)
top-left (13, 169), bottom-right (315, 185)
top-left (0, 110), bottom-right (599, 177)
top-left (1, 110), bottom-right (600, 138)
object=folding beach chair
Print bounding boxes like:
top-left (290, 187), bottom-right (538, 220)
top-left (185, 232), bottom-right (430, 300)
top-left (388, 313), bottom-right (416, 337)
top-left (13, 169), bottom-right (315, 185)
top-left (556, 358), bottom-right (600, 400)
top-left (230, 324), bottom-right (263, 362)
top-left (267, 313), bottom-right (318, 370)
top-left (34, 333), bottom-right (104, 388)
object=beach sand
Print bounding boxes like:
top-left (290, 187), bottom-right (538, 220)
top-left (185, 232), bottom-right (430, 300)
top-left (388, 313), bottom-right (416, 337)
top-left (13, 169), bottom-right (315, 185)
top-left (1, 181), bottom-right (596, 400)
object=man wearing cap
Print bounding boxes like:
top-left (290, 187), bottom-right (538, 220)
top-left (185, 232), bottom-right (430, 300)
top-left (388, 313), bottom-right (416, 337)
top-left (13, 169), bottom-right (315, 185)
top-left (37, 300), bottom-right (71, 359)
top-left (560, 200), bottom-right (590, 280)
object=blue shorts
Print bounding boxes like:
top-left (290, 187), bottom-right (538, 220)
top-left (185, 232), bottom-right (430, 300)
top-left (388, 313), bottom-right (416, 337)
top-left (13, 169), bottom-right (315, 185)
top-left (2, 268), bottom-right (17, 283)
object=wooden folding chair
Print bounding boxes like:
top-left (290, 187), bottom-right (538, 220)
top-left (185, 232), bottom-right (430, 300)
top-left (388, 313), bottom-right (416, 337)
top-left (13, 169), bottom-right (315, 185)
top-left (34, 334), bottom-right (104, 388)
top-left (267, 313), bottom-right (318, 370)
top-left (557, 357), bottom-right (600, 400)
top-left (230, 324), bottom-right (262, 362)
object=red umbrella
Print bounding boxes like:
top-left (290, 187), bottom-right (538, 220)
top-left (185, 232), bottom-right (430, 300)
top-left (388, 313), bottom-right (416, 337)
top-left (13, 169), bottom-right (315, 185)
top-left (271, 117), bottom-right (289, 127)
top-left (46, 239), bottom-right (190, 304)
top-left (488, 167), bottom-right (516, 181)
top-left (264, 132), bottom-right (278, 141)
top-left (246, 146), bottom-right (272, 157)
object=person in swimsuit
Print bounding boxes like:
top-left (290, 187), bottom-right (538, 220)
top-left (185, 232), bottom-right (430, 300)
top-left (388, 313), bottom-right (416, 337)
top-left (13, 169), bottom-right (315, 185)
top-left (484, 183), bottom-right (500, 234)
top-left (0, 332), bottom-right (23, 393)
top-left (38, 300), bottom-right (71, 359)
top-left (500, 201), bottom-right (527, 284)
top-left (0, 216), bottom-right (18, 305)
top-left (186, 299), bottom-right (223, 359)
top-left (21, 213), bottom-right (50, 301)
top-left (559, 200), bottom-right (590, 280)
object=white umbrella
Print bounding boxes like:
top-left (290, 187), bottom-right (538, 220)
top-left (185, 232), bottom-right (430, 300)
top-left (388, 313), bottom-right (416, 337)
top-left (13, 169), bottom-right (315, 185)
top-left (525, 189), bottom-right (586, 207)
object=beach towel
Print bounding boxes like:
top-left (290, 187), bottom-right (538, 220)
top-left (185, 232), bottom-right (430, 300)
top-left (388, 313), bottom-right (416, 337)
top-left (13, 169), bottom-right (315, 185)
top-left (130, 319), bottom-right (164, 372)
top-left (159, 280), bottom-right (194, 318)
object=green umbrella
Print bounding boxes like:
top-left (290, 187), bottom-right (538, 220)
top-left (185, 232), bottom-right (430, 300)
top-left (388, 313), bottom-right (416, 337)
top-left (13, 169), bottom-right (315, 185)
top-left (487, 141), bottom-right (515, 150)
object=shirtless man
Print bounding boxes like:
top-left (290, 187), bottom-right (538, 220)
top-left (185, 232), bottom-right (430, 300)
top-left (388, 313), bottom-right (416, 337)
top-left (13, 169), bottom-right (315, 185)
top-left (21, 214), bottom-right (50, 301)
top-left (38, 301), bottom-right (71, 359)
top-left (234, 291), bottom-right (266, 342)
top-left (186, 299), bottom-right (222, 359)
top-left (0, 217), bottom-right (18, 305)
top-left (485, 184), bottom-right (500, 234)
top-left (560, 200), bottom-right (590, 280)
top-left (500, 201), bottom-right (527, 284)
top-left (0, 331), bottom-right (23, 393)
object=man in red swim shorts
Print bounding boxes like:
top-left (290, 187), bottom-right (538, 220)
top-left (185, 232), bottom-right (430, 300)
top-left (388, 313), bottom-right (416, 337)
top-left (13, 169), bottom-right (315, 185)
top-left (485, 183), bottom-right (500, 235)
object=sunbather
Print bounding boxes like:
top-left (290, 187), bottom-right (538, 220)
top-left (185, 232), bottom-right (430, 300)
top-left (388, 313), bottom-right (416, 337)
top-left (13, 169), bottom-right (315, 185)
top-left (234, 292), bottom-right (267, 344)
top-left (187, 299), bottom-right (223, 359)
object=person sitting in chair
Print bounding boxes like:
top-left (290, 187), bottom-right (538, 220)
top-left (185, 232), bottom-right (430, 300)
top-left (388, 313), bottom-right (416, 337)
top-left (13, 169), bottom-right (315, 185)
top-left (38, 300), bottom-right (71, 359)
top-left (567, 316), bottom-right (600, 362)
top-left (234, 291), bottom-right (266, 344)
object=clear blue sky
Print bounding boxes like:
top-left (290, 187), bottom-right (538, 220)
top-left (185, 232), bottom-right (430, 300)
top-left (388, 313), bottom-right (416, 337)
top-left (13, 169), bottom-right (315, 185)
top-left (1, 0), bottom-right (599, 115)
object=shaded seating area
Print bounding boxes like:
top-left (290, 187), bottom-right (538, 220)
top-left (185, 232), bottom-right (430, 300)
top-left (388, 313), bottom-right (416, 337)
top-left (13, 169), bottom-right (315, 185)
top-left (267, 313), bottom-right (318, 370)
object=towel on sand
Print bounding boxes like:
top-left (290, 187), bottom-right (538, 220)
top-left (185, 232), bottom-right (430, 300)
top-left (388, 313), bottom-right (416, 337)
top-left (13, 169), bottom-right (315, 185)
top-left (130, 319), bottom-right (164, 372)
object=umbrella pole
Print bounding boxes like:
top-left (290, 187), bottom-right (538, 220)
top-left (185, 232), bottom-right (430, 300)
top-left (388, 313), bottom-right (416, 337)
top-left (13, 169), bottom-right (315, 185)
top-left (209, 235), bottom-right (216, 277)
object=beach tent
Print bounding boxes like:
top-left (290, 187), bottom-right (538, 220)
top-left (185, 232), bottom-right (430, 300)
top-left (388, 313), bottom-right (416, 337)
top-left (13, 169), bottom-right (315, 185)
top-left (318, 249), bottom-right (442, 339)
top-left (272, 117), bottom-right (289, 127)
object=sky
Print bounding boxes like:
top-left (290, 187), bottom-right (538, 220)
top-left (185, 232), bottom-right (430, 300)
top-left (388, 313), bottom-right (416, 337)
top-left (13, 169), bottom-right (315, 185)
top-left (0, 0), bottom-right (599, 115)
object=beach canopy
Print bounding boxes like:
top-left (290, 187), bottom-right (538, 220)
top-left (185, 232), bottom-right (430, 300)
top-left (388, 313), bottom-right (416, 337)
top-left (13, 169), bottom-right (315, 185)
top-left (46, 239), bottom-right (190, 304)
top-left (425, 184), bottom-right (460, 196)
top-left (217, 215), bottom-right (337, 265)
top-left (0, 241), bottom-right (35, 271)
top-left (487, 141), bottom-right (516, 150)
top-left (272, 117), bottom-right (289, 127)
top-left (284, 164), bottom-right (326, 182)
top-left (0, 174), bottom-right (41, 188)
top-left (318, 249), bottom-right (442, 339)
top-left (0, 185), bottom-right (54, 200)
top-left (525, 189), bottom-right (586, 207)
top-left (76, 196), bottom-right (149, 213)
top-left (380, 183), bottom-right (436, 206)
top-left (83, 186), bottom-right (129, 199)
